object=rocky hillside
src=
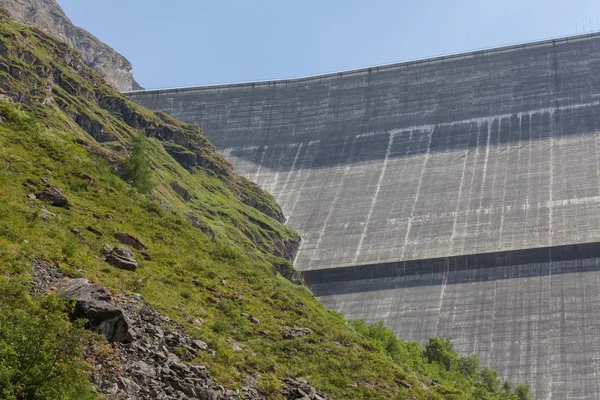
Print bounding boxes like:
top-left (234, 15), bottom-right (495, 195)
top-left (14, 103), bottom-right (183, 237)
top-left (0, 9), bottom-right (536, 400)
top-left (0, 0), bottom-right (142, 91)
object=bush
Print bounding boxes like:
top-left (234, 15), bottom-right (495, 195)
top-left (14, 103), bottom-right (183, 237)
top-left (515, 384), bottom-right (535, 400)
top-left (424, 337), bottom-right (457, 371)
top-left (0, 277), bottom-right (96, 399)
top-left (257, 374), bottom-right (281, 400)
top-left (479, 366), bottom-right (500, 392)
top-left (458, 353), bottom-right (480, 379)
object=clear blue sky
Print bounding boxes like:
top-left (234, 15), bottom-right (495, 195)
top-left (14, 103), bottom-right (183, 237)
top-left (57, 1), bottom-right (600, 89)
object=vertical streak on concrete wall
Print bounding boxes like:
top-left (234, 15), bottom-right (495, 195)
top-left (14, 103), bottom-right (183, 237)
top-left (353, 132), bottom-right (394, 263)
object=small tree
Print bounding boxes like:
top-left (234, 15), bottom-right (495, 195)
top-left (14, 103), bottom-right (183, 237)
top-left (125, 130), bottom-right (154, 194)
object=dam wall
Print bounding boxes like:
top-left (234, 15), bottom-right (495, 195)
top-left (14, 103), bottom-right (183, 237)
top-left (308, 243), bottom-right (600, 400)
top-left (127, 32), bottom-right (600, 399)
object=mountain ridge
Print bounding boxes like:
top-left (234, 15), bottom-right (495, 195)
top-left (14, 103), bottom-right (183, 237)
top-left (0, 0), bottom-right (142, 91)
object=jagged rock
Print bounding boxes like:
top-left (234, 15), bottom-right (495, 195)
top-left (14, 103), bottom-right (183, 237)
top-left (115, 232), bottom-right (147, 250)
top-left (283, 327), bottom-right (313, 339)
top-left (283, 377), bottom-right (328, 400)
top-left (171, 181), bottom-right (192, 201)
top-left (193, 339), bottom-right (209, 351)
top-left (75, 114), bottom-right (117, 142)
top-left (272, 259), bottom-right (304, 285)
top-left (35, 186), bottom-right (69, 208)
top-left (273, 236), bottom-right (301, 263)
top-left (163, 143), bottom-right (198, 170)
top-left (56, 278), bottom-right (134, 343)
top-left (105, 246), bottom-right (138, 271)
top-left (130, 360), bottom-right (157, 379)
top-left (117, 376), bottom-right (142, 394)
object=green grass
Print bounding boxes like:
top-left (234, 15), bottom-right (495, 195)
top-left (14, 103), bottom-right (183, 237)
top-left (0, 9), bottom-right (536, 399)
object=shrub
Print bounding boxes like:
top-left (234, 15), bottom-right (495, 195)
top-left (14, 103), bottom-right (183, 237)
top-left (257, 374), bottom-right (281, 400)
top-left (458, 353), bottom-right (480, 379)
top-left (515, 384), bottom-right (536, 400)
top-left (479, 366), bottom-right (500, 392)
top-left (424, 337), bottom-right (457, 371)
top-left (0, 277), bottom-right (96, 399)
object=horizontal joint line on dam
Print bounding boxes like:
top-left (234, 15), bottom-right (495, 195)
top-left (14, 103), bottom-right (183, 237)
top-left (302, 241), bottom-right (600, 286)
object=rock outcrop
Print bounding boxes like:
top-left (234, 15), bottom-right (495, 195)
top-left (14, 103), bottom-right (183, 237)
top-left (32, 260), bottom-right (328, 400)
top-left (56, 278), bottom-right (134, 343)
top-left (115, 232), bottom-right (148, 251)
top-left (0, 0), bottom-right (142, 91)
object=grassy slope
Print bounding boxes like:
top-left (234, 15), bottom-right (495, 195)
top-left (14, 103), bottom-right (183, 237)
top-left (0, 11), bottom-right (534, 400)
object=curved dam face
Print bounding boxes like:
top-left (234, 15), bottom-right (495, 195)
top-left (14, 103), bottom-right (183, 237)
top-left (128, 33), bottom-right (600, 399)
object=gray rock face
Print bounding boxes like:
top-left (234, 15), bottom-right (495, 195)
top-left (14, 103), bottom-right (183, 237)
top-left (56, 278), bottom-right (134, 343)
top-left (0, 0), bottom-right (142, 91)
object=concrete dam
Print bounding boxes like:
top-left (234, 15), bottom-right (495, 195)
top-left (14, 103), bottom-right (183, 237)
top-left (128, 32), bottom-right (600, 399)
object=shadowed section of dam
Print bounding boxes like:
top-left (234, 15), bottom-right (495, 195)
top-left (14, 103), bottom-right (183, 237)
top-left (128, 32), bottom-right (600, 399)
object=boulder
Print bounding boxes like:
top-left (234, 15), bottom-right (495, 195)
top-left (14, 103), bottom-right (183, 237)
top-left (115, 232), bottom-right (147, 250)
top-left (35, 186), bottom-right (69, 208)
top-left (105, 246), bottom-right (138, 271)
top-left (56, 278), bottom-right (133, 342)
top-left (40, 209), bottom-right (56, 220)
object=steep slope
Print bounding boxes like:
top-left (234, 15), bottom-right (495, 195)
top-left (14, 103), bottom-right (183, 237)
top-left (0, 0), bottom-right (142, 91)
top-left (0, 10), bottom-right (536, 400)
